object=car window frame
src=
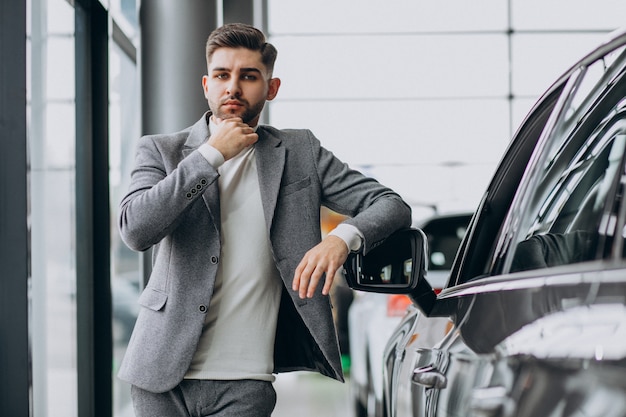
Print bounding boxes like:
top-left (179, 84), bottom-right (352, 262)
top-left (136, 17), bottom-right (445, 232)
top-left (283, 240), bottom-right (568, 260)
top-left (496, 46), bottom-right (626, 276)
top-left (448, 82), bottom-right (567, 286)
top-left (447, 34), bottom-right (626, 289)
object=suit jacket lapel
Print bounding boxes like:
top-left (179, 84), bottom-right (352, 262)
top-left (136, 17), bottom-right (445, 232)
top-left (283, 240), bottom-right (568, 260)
top-left (182, 112), bottom-right (211, 154)
top-left (179, 116), bottom-right (283, 235)
top-left (255, 127), bottom-right (285, 232)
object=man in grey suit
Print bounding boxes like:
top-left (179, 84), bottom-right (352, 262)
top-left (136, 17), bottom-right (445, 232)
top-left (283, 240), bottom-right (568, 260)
top-left (118, 23), bottom-right (411, 416)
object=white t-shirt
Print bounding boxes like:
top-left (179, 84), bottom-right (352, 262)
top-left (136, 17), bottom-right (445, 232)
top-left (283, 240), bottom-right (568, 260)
top-left (185, 144), bottom-right (282, 381)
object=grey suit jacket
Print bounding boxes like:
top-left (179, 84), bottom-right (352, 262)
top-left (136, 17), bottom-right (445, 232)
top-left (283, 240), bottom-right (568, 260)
top-left (117, 113), bottom-right (412, 393)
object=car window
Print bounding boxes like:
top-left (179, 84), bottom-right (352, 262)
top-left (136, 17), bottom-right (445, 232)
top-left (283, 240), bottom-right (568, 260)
top-left (451, 84), bottom-right (566, 285)
top-left (500, 46), bottom-right (626, 273)
top-left (452, 43), bottom-right (626, 285)
top-left (421, 215), bottom-right (471, 271)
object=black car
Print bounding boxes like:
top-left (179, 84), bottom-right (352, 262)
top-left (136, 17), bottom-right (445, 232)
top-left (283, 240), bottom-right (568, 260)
top-left (344, 27), bottom-right (626, 417)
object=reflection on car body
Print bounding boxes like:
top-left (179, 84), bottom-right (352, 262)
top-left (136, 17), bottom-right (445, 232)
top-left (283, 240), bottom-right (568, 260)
top-left (347, 213), bottom-right (471, 417)
top-left (344, 28), bottom-right (626, 417)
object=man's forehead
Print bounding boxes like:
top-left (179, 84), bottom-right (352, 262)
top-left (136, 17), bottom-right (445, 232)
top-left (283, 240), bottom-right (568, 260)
top-left (208, 47), bottom-right (265, 71)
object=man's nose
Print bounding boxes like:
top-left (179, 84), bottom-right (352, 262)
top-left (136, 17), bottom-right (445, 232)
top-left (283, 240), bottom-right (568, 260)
top-left (226, 79), bottom-right (241, 96)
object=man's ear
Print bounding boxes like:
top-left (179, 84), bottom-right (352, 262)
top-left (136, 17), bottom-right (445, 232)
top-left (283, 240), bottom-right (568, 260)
top-left (267, 77), bottom-right (281, 101)
top-left (201, 75), bottom-right (209, 98)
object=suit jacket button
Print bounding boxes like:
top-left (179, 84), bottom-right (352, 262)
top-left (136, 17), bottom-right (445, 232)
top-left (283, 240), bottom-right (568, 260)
top-left (211, 256), bottom-right (218, 264)
top-left (199, 305), bottom-right (207, 313)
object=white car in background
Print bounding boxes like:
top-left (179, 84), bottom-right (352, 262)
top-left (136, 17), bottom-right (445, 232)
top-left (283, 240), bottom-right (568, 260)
top-left (347, 212), bottom-right (472, 417)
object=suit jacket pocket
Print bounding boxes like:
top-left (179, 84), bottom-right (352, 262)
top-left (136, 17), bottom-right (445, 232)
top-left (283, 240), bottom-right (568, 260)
top-left (138, 287), bottom-right (168, 311)
top-left (280, 176), bottom-right (311, 196)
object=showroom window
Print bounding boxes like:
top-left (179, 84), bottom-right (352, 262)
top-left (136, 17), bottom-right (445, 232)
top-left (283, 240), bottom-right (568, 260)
top-left (27, 0), bottom-right (139, 415)
top-left (28, 0), bottom-right (78, 415)
top-left (109, 18), bottom-right (141, 417)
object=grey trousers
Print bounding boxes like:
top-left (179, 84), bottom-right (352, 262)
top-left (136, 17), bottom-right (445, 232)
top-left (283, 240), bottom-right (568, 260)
top-left (131, 379), bottom-right (277, 417)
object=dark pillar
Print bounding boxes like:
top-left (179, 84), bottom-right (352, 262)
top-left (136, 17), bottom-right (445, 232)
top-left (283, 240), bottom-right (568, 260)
top-left (140, 0), bottom-right (218, 135)
top-left (223, 0), bottom-right (253, 24)
top-left (138, 0), bottom-right (218, 284)
top-left (75, 1), bottom-right (112, 416)
top-left (0, 0), bottom-right (29, 415)
top-left (223, 0), bottom-right (267, 29)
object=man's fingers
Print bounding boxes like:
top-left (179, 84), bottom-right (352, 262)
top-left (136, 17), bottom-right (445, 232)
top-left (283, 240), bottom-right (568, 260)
top-left (207, 118), bottom-right (258, 160)
top-left (321, 266), bottom-right (338, 296)
top-left (293, 256), bottom-right (320, 298)
top-left (294, 260), bottom-right (337, 299)
top-left (292, 261), bottom-right (306, 291)
top-left (292, 237), bottom-right (350, 298)
top-left (304, 267), bottom-right (325, 298)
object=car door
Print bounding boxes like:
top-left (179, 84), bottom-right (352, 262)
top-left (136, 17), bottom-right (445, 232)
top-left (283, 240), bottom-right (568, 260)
top-left (407, 34), bottom-right (626, 417)
top-left (382, 69), bottom-right (567, 417)
top-left (383, 59), bottom-right (567, 417)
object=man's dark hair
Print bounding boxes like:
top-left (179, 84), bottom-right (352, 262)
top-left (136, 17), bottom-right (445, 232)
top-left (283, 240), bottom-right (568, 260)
top-left (206, 23), bottom-right (278, 76)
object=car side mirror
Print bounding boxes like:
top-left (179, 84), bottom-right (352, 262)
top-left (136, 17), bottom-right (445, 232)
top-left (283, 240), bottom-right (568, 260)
top-left (343, 228), bottom-right (428, 294)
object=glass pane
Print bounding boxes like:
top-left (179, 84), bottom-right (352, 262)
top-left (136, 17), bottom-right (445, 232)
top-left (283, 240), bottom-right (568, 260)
top-left (108, 0), bottom-right (139, 43)
top-left (47, 0), bottom-right (74, 33)
top-left (29, 0), bottom-right (78, 416)
top-left (109, 35), bottom-right (141, 417)
top-left (421, 215), bottom-right (471, 271)
top-left (507, 51), bottom-right (626, 273)
top-left (510, 132), bottom-right (625, 272)
top-left (46, 37), bottom-right (76, 100)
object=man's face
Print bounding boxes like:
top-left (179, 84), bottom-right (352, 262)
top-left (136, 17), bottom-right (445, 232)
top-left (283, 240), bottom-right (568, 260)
top-left (202, 47), bottom-right (280, 126)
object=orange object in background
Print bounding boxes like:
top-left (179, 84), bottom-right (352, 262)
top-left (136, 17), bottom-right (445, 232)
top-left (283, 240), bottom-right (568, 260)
top-left (386, 294), bottom-right (412, 317)
top-left (386, 290), bottom-right (443, 317)
top-left (320, 207), bottom-right (348, 237)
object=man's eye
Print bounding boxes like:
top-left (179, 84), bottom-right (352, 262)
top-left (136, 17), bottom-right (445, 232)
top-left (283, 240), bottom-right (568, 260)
top-left (215, 73), bottom-right (228, 79)
top-left (242, 74), bottom-right (257, 80)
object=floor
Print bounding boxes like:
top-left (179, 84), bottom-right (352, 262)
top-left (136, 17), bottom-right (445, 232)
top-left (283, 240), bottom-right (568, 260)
top-left (273, 371), bottom-right (354, 417)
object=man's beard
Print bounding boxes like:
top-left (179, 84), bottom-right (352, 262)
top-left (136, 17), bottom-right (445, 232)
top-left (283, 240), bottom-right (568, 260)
top-left (212, 98), bottom-right (266, 125)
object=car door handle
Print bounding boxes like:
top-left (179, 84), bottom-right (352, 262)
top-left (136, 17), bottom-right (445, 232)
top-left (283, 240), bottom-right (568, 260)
top-left (411, 365), bottom-right (447, 389)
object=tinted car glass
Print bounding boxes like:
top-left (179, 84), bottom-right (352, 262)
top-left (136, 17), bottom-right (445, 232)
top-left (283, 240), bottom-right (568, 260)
top-left (421, 215), bottom-right (470, 271)
top-left (501, 45), bottom-right (626, 273)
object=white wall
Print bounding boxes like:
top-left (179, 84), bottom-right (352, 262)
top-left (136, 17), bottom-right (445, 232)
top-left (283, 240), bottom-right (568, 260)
top-left (266, 0), bottom-right (626, 220)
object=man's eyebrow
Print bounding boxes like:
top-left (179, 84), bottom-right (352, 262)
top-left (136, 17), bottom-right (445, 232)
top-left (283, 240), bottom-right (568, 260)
top-left (210, 67), bottom-right (263, 74)
top-left (240, 67), bottom-right (263, 74)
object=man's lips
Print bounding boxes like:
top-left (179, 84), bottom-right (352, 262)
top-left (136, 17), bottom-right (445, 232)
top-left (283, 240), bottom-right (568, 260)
top-left (222, 100), bottom-right (243, 108)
